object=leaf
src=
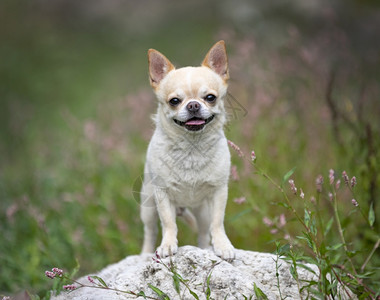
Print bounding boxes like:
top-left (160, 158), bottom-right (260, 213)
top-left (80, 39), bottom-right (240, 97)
top-left (253, 283), bottom-right (269, 300)
top-left (172, 274), bottom-right (180, 294)
top-left (148, 284), bottom-right (170, 300)
top-left (229, 208), bottom-right (253, 222)
top-left (324, 217), bottom-right (334, 236)
top-left (326, 243), bottom-right (344, 251)
top-left (304, 209), bottom-right (311, 228)
top-left (368, 202), bottom-right (375, 227)
top-left (282, 167), bottom-right (296, 187)
top-left (92, 276), bottom-right (108, 288)
top-left (206, 271), bottom-right (213, 300)
top-left (297, 263), bottom-right (317, 275)
top-left (290, 265), bottom-right (298, 281)
top-left (277, 202), bottom-right (290, 209)
top-left (189, 289), bottom-right (200, 300)
top-left (136, 291), bottom-right (147, 299)
top-left (346, 250), bottom-right (358, 258)
top-left (278, 243), bottom-right (290, 256)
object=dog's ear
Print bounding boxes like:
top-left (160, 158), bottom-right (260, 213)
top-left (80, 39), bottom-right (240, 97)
top-left (202, 40), bottom-right (229, 81)
top-left (148, 49), bottom-right (175, 89)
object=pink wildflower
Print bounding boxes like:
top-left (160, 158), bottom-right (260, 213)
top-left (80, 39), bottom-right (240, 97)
top-left (88, 276), bottom-right (95, 284)
top-left (227, 140), bottom-right (244, 157)
top-left (152, 256), bottom-right (160, 263)
top-left (262, 217), bottom-right (273, 227)
top-left (233, 197), bottom-right (246, 204)
top-left (279, 214), bottom-right (286, 228)
top-left (299, 188), bottom-right (305, 199)
top-left (52, 268), bottom-right (63, 277)
top-left (351, 176), bottom-right (357, 188)
top-left (310, 196), bottom-right (316, 204)
top-left (63, 285), bottom-right (77, 291)
top-left (288, 179), bottom-right (297, 195)
top-left (351, 199), bottom-right (359, 207)
top-left (329, 169), bottom-right (335, 185)
top-left (316, 175), bottom-right (323, 193)
top-left (230, 165), bottom-right (239, 181)
top-left (251, 150), bottom-right (257, 162)
top-left (45, 271), bottom-right (55, 279)
top-left (270, 228), bottom-right (278, 234)
top-left (342, 171), bottom-right (349, 186)
top-left (328, 192), bottom-right (333, 202)
top-left (335, 179), bottom-right (341, 190)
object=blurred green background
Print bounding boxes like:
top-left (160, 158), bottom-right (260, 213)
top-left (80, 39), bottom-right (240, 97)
top-left (1, 0), bottom-right (379, 297)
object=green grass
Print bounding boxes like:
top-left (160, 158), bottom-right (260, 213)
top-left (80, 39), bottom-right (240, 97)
top-left (1, 1), bottom-right (379, 298)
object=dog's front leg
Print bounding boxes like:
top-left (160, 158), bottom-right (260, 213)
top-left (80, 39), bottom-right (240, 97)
top-left (210, 185), bottom-right (235, 261)
top-left (155, 188), bottom-right (178, 257)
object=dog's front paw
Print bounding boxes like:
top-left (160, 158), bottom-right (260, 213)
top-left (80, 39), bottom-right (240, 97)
top-left (157, 241), bottom-right (178, 258)
top-left (213, 242), bottom-right (235, 262)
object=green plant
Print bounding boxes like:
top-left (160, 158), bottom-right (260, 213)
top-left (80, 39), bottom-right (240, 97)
top-left (228, 141), bottom-right (380, 299)
top-left (44, 267), bottom-right (159, 300)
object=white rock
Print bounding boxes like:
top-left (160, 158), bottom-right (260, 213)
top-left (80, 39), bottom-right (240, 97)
top-left (51, 246), bottom-right (340, 299)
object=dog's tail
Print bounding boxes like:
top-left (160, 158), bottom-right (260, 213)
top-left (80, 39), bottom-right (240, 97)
top-left (176, 207), bottom-right (198, 232)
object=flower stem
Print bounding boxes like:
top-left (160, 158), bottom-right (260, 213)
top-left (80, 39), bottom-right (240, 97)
top-left (361, 238), bottom-right (380, 273)
top-left (332, 194), bottom-right (358, 275)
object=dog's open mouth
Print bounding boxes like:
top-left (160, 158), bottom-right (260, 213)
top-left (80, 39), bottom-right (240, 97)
top-left (174, 115), bottom-right (215, 131)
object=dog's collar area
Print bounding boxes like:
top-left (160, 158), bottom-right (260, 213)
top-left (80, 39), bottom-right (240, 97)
top-left (174, 115), bottom-right (215, 131)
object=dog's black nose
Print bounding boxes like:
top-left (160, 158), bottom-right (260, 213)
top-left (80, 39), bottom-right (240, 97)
top-left (187, 101), bottom-right (200, 112)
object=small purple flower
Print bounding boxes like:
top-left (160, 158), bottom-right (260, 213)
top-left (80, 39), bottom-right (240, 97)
top-left (262, 217), bottom-right (273, 227)
top-left (279, 214), bottom-right (286, 228)
top-left (88, 276), bottom-right (95, 284)
top-left (329, 169), bottom-right (335, 185)
top-left (227, 140), bottom-right (244, 157)
top-left (230, 165), bottom-right (239, 181)
top-left (299, 188), bottom-right (305, 199)
top-left (251, 150), bottom-right (257, 162)
top-left (233, 197), bottom-right (246, 205)
top-left (155, 250), bottom-right (160, 260)
top-left (351, 176), bottom-right (357, 188)
top-left (316, 175), bottom-right (323, 193)
top-left (45, 271), bottom-right (55, 279)
top-left (288, 179), bottom-right (297, 195)
top-left (351, 199), bottom-right (359, 207)
top-left (270, 228), bottom-right (278, 234)
top-left (335, 179), bottom-right (341, 190)
top-left (342, 171), bottom-right (349, 186)
top-left (310, 196), bottom-right (316, 204)
top-left (52, 268), bottom-right (63, 277)
top-left (328, 192), bottom-right (334, 202)
top-left (63, 284), bottom-right (77, 291)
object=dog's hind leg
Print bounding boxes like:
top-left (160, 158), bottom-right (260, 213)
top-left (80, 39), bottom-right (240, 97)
top-left (177, 207), bottom-right (198, 232)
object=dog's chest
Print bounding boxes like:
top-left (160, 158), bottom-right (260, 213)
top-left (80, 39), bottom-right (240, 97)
top-left (168, 180), bottom-right (215, 207)
top-left (147, 132), bottom-right (230, 206)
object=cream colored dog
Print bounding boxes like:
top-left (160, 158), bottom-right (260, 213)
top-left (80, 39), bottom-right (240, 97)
top-left (140, 41), bottom-right (234, 261)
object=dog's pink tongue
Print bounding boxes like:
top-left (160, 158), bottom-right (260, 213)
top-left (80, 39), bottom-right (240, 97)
top-left (186, 119), bottom-right (205, 126)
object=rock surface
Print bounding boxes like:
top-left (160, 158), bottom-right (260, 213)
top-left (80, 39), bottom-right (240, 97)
top-left (52, 246), bottom-right (320, 300)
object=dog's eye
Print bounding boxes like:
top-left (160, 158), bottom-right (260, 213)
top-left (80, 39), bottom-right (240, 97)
top-left (204, 94), bottom-right (216, 103)
top-left (169, 98), bottom-right (181, 106)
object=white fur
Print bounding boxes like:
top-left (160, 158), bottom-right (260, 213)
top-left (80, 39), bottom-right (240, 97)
top-left (141, 42), bottom-right (235, 260)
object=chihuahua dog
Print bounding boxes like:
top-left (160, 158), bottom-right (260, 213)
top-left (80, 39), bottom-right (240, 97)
top-left (140, 41), bottom-right (234, 261)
